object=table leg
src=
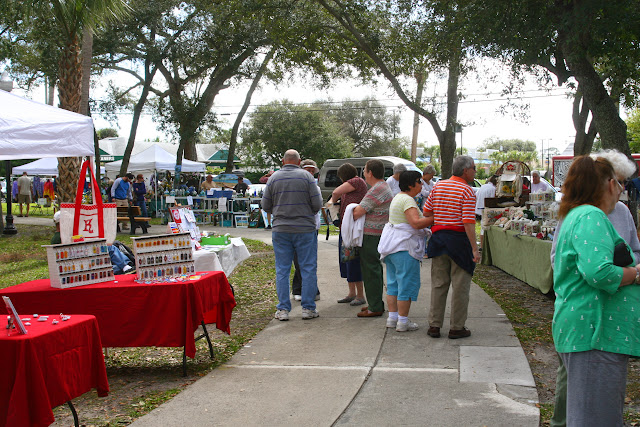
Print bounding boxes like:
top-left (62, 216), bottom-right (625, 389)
top-left (196, 321), bottom-right (215, 359)
top-left (67, 401), bottom-right (79, 427)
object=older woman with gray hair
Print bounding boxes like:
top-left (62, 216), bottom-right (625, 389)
top-left (386, 163), bottom-right (407, 196)
top-left (549, 149), bottom-right (640, 427)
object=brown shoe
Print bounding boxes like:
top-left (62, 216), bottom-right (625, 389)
top-left (427, 326), bottom-right (441, 338)
top-left (448, 327), bottom-right (471, 339)
top-left (357, 310), bottom-right (384, 317)
top-left (360, 306), bottom-right (369, 312)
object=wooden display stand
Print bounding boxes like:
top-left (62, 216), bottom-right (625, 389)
top-left (43, 239), bottom-right (114, 288)
top-left (131, 232), bottom-right (196, 281)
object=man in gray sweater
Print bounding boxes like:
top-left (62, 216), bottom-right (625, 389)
top-left (262, 149), bottom-right (323, 321)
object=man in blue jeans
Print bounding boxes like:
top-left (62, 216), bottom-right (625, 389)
top-left (262, 149), bottom-right (323, 321)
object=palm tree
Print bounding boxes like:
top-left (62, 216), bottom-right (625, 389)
top-left (41, 0), bottom-right (129, 202)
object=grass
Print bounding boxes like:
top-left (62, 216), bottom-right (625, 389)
top-left (1, 227), bottom-right (278, 424)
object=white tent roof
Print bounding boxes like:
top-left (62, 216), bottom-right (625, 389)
top-left (98, 137), bottom-right (223, 163)
top-left (12, 157), bottom-right (105, 176)
top-left (104, 144), bottom-right (206, 177)
top-left (0, 90), bottom-right (95, 160)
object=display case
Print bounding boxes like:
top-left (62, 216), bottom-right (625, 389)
top-left (44, 239), bottom-right (114, 288)
top-left (131, 232), bottom-right (196, 281)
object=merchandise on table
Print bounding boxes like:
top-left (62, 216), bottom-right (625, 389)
top-left (132, 232), bottom-right (196, 282)
top-left (481, 205), bottom-right (557, 240)
top-left (44, 239), bottom-right (114, 288)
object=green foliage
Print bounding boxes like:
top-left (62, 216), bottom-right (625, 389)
top-left (628, 110), bottom-right (640, 154)
top-left (97, 128), bottom-right (118, 139)
top-left (239, 100), bottom-right (353, 168)
top-left (328, 97), bottom-right (403, 156)
top-left (479, 137), bottom-right (537, 153)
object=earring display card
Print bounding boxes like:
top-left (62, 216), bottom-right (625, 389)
top-left (3, 296), bottom-right (27, 335)
top-left (131, 232), bottom-right (196, 282)
top-left (43, 239), bottom-right (114, 288)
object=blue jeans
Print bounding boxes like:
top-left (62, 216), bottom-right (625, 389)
top-left (137, 199), bottom-right (148, 217)
top-left (108, 245), bottom-right (130, 275)
top-left (272, 231), bottom-right (318, 311)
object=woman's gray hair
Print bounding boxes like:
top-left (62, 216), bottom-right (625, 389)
top-left (452, 156), bottom-right (474, 176)
top-left (590, 150), bottom-right (637, 179)
top-left (423, 165), bottom-right (436, 175)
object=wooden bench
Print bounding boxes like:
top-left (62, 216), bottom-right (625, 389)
top-left (116, 205), bottom-right (151, 234)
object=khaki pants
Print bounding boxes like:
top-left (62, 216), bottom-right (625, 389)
top-left (428, 254), bottom-right (472, 330)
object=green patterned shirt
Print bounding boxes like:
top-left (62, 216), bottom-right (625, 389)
top-left (553, 204), bottom-right (640, 356)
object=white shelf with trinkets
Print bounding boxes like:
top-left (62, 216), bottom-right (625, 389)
top-left (43, 238), bottom-right (114, 288)
top-left (131, 232), bottom-right (196, 281)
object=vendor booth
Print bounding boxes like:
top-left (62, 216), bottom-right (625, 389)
top-left (104, 145), bottom-right (206, 217)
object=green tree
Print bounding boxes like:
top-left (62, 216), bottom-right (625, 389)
top-left (97, 128), bottom-right (118, 139)
top-left (3, 0), bottom-right (129, 202)
top-left (239, 100), bottom-right (353, 168)
top-left (466, 0), bottom-right (640, 155)
top-left (329, 97), bottom-right (403, 156)
top-left (479, 138), bottom-right (537, 153)
top-left (315, 0), bottom-right (472, 177)
top-left (628, 110), bottom-right (640, 154)
top-left (489, 150), bottom-right (538, 171)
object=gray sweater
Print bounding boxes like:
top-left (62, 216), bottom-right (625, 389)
top-left (261, 164), bottom-right (322, 233)
top-left (551, 201), bottom-right (640, 266)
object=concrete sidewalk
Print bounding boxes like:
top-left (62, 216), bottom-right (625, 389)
top-left (132, 227), bottom-right (539, 427)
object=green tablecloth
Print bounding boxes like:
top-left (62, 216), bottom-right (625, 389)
top-left (481, 226), bottom-right (554, 294)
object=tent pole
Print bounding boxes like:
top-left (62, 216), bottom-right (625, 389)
top-left (3, 160), bottom-right (17, 235)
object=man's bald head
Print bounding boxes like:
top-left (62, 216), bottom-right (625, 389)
top-left (282, 149), bottom-right (301, 165)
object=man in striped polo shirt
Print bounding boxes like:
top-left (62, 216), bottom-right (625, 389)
top-left (262, 149), bottom-right (323, 321)
top-left (423, 155), bottom-right (480, 339)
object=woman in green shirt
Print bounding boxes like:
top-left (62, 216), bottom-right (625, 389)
top-left (553, 155), bottom-right (640, 426)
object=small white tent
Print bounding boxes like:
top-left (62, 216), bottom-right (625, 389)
top-left (12, 158), bottom-right (105, 176)
top-left (104, 144), bottom-right (206, 177)
top-left (0, 90), bottom-right (95, 160)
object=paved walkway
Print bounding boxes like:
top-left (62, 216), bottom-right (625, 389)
top-left (133, 227), bottom-right (539, 427)
top-left (8, 217), bottom-right (539, 425)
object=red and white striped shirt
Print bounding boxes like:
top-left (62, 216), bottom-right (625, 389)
top-left (424, 176), bottom-right (476, 232)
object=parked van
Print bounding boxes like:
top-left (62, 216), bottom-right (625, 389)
top-left (318, 156), bottom-right (420, 201)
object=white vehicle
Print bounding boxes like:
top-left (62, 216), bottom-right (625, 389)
top-left (318, 156), bottom-right (420, 201)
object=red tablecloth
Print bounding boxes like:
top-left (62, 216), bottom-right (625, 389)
top-left (0, 314), bottom-right (108, 427)
top-left (1, 271), bottom-right (236, 359)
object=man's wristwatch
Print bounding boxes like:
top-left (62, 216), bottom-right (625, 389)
top-left (634, 267), bottom-right (640, 285)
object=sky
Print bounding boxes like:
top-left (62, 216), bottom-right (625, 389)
top-left (11, 62), bottom-right (583, 157)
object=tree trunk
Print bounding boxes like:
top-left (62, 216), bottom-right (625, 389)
top-left (57, 33), bottom-right (83, 203)
top-left (560, 39), bottom-right (628, 155)
top-left (119, 60), bottom-right (158, 176)
top-left (440, 50), bottom-right (462, 178)
top-left (572, 87), bottom-right (598, 156)
top-left (80, 28), bottom-right (92, 116)
top-left (410, 72), bottom-right (425, 164)
top-left (226, 48), bottom-right (275, 173)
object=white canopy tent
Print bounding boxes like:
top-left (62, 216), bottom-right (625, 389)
top-left (0, 90), bottom-right (95, 160)
top-left (104, 145), bottom-right (206, 178)
top-left (12, 157), bottom-right (105, 176)
top-left (104, 145), bottom-right (206, 218)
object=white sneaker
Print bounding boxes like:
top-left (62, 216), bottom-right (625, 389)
top-left (301, 308), bottom-right (319, 320)
top-left (396, 320), bottom-right (419, 332)
top-left (274, 310), bottom-right (289, 321)
top-left (293, 295), bottom-right (302, 301)
top-left (386, 317), bottom-right (398, 328)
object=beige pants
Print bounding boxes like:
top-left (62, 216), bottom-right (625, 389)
top-left (115, 199), bottom-right (129, 228)
top-left (428, 254), bottom-right (472, 330)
